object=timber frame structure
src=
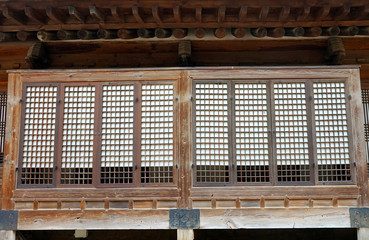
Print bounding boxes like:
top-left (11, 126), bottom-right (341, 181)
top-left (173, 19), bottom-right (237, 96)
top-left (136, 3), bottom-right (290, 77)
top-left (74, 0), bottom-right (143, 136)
top-left (1, 1), bottom-right (369, 240)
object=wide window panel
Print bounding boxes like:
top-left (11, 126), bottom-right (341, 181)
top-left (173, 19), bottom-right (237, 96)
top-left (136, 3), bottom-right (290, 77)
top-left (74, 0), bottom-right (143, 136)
top-left (141, 84), bottom-right (174, 183)
top-left (314, 82), bottom-right (351, 182)
top-left (274, 83), bottom-right (310, 182)
top-left (235, 83), bottom-right (270, 183)
top-left (195, 83), bottom-right (229, 183)
top-left (20, 86), bottom-right (57, 185)
top-left (101, 85), bottom-right (134, 184)
top-left (61, 86), bottom-right (95, 185)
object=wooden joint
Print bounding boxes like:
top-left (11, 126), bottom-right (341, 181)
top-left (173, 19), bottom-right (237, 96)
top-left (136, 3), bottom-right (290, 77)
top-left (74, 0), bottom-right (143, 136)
top-left (316, 5), bottom-right (330, 20)
top-left (196, 6), bottom-right (202, 22)
top-left (111, 6), bottom-right (124, 23)
top-left (45, 6), bottom-right (64, 24)
top-left (89, 6), bottom-right (105, 23)
top-left (132, 6), bottom-right (144, 24)
top-left (279, 6), bottom-right (290, 21)
top-left (259, 6), bottom-right (269, 20)
top-left (25, 42), bottom-right (49, 69)
top-left (178, 41), bottom-right (191, 66)
top-left (2, 6), bottom-right (25, 25)
top-left (173, 6), bottom-right (181, 23)
top-left (68, 6), bottom-right (85, 23)
top-left (297, 6), bottom-right (310, 21)
top-left (152, 6), bottom-right (162, 24)
top-left (334, 4), bottom-right (351, 20)
top-left (326, 37), bottom-right (346, 65)
top-left (218, 5), bottom-right (226, 23)
top-left (239, 6), bottom-right (248, 22)
top-left (25, 6), bottom-right (45, 25)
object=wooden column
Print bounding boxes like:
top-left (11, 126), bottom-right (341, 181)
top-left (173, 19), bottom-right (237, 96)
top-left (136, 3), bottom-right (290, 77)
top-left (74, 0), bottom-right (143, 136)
top-left (357, 228), bottom-right (369, 240)
top-left (177, 230), bottom-right (194, 240)
top-left (0, 231), bottom-right (16, 240)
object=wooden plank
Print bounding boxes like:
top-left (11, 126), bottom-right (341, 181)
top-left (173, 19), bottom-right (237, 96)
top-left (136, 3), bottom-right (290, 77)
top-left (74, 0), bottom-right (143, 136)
top-left (178, 230), bottom-right (194, 240)
top-left (357, 228), bottom-right (369, 240)
top-left (0, 231), bottom-right (15, 240)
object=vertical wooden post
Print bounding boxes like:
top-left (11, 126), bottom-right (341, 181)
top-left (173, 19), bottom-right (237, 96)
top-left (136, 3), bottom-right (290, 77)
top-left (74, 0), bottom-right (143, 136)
top-left (357, 228), bottom-right (369, 240)
top-left (177, 229), bottom-right (194, 240)
top-left (0, 231), bottom-right (16, 240)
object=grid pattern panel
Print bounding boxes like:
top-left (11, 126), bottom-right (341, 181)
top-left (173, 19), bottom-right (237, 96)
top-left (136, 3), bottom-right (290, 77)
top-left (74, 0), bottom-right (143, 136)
top-left (314, 83), bottom-right (351, 182)
top-left (195, 83), bottom-right (229, 183)
top-left (141, 84), bottom-right (174, 183)
top-left (101, 85), bottom-right (134, 184)
top-left (61, 86), bottom-right (95, 185)
top-left (21, 86), bottom-right (57, 185)
top-left (235, 83), bottom-right (270, 183)
top-left (362, 89), bottom-right (369, 175)
top-left (274, 83), bottom-right (310, 182)
top-left (0, 92), bottom-right (6, 166)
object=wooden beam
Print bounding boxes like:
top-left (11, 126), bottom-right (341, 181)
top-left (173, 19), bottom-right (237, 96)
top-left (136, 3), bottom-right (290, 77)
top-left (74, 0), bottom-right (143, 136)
top-left (16, 31), bottom-right (36, 41)
top-left (68, 6), bottom-right (85, 23)
top-left (334, 4), bottom-right (351, 20)
top-left (137, 28), bottom-right (155, 38)
top-left (316, 5), bottom-right (330, 20)
top-left (111, 6), bottom-right (124, 23)
top-left (173, 28), bottom-right (187, 39)
top-left (0, 32), bottom-right (16, 42)
top-left (286, 27), bottom-right (305, 37)
top-left (340, 26), bottom-right (359, 36)
top-left (251, 27), bottom-right (267, 38)
top-left (323, 26), bottom-right (340, 36)
top-left (173, 6), bottom-right (181, 23)
top-left (214, 28), bottom-right (227, 38)
top-left (2, 6), bottom-right (24, 25)
top-left (267, 27), bottom-right (285, 38)
top-left (155, 28), bottom-right (172, 38)
top-left (45, 6), bottom-right (64, 24)
top-left (0, 231), bottom-right (15, 240)
top-left (194, 28), bottom-right (205, 38)
top-left (152, 6), bottom-right (162, 24)
top-left (117, 29), bottom-right (137, 39)
top-left (37, 31), bottom-right (57, 41)
top-left (359, 26), bottom-right (369, 35)
top-left (218, 5), bottom-right (226, 23)
top-left (239, 6), bottom-right (248, 22)
top-left (232, 28), bottom-right (246, 38)
top-left (279, 6), bottom-right (290, 21)
top-left (177, 230), bottom-right (194, 240)
top-left (97, 29), bottom-right (116, 39)
top-left (196, 6), bottom-right (202, 22)
top-left (259, 6), bottom-right (269, 20)
top-left (77, 29), bottom-right (97, 40)
top-left (297, 6), bottom-right (310, 21)
top-left (24, 6), bottom-right (45, 25)
top-left (57, 30), bottom-right (77, 40)
top-left (304, 27), bottom-right (322, 37)
top-left (89, 6), bottom-right (105, 23)
top-left (132, 6), bottom-right (144, 24)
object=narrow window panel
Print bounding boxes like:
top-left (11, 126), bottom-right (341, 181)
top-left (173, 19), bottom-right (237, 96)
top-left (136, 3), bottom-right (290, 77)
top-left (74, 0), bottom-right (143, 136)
top-left (314, 82), bottom-right (351, 182)
top-left (21, 86), bottom-right (57, 185)
top-left (274, 83), bottom-right (310, 182)
top-left (362, 89), bottom-right (369, 176)
top-left (141, 84), bottom-right (174, 183)
top-left (101, 85), bottom-right (134, 184)
top-left (0, 92), bottom-right (6, 167)
top-left (235, 83), bottom-right (270, 183)
top-left (195, 83), bottom-right (229, 183)
top-left (61, 86), bottom-right (95, 185)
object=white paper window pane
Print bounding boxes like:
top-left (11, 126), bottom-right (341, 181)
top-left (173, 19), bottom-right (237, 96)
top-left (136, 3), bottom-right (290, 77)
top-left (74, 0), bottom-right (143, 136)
top-left (274, 83), bottom-right (310, 182)
top-left (235, 83), bottom-right (270, 183)
top-left (61, 86), bottom-right (95, 184)
top-left (314, 82), bottom-right (351, 182)
top-left (195, 83), bottom-right (229, 183)
top-left (21, 86), bottom-right (57, 185)
top-left (141, 84), bottom-right (174, 183)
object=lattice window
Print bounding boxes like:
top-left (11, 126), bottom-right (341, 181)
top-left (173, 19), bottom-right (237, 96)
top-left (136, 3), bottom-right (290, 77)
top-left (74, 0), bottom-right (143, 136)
top-left (0, 92), bottom-right (6, 167)
top-left (101, 85), bottom-right (134, 184)
top-left (141, 84), bottom-right (174, 183)
top-left (235, 83), bottom-right (270, 183)
top-left (274, 83), bottom-right (310, 182)
top-left (61, 86), bottom-right (95, 185)
top-left (195, 83), bottom-right (229, 183)
top-left (362, 89), bottom-right (369, 176)
top-left (21, 86), bottom-right (57, 185)
top-left (314, 83), bottom-right (351, 182)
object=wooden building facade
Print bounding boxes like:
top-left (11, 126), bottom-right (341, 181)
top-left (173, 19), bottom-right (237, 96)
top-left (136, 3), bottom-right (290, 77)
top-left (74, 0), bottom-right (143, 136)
top-left (1, 0), bottom-right (369, 239)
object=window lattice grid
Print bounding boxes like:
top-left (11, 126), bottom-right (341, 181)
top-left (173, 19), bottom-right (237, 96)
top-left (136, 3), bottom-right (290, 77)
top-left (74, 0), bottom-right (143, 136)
top-left (274, 83), bottom-right (310, 182)
top-left (61, 86), bottom-right (95, 185)
top-left (141, 84), bottom-right (174, 184)
top-left (362, 89), bottom-right (369, 176)
top-left (195, 83), bottom-right (229, 183)
top-left (21, 86), bottom-right (57, 185)
top-left (0, 92), bottom-right (6, 166)
top-left (101, 85), bottom-right (134, 184)
top-left (314, 82), bottom-right (351, 182)
top-left (235, 83), bottom-right (270, 183)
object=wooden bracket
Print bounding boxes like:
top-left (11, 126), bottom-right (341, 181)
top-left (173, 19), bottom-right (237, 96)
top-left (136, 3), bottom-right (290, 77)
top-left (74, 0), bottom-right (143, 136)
top-left (326, 37), bottom-right (345, 65)
top-left (178, 41), bottom-right (191, 66)
top-left (25, 42), bottom-right (49, 69)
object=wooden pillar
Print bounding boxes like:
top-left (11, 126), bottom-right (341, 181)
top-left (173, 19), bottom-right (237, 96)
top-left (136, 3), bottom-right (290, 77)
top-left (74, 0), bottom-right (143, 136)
top-left (177, 229), bottom-right (194, 240)
top-left (0, 231), bottom-right (16, 240)
top-left (358, 228), bottom-right (369, 240)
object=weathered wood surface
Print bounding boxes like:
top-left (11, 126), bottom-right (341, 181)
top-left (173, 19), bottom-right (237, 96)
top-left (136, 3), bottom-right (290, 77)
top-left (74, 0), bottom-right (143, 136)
top-left (0, 231), bottom-right (15, 240)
